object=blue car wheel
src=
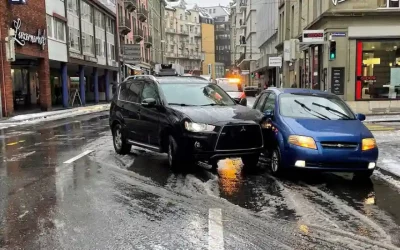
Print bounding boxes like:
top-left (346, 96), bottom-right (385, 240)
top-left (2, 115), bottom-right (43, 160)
top-left (270, 147), bottom-right (284, 176)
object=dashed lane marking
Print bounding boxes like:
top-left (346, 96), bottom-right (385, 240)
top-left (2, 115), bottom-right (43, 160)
top-left (208, 208), bottom-right (224, 250)
top-left (365, 124), bottom-right (395, 131)
top-left (63, 150), bottom-right (94, 164)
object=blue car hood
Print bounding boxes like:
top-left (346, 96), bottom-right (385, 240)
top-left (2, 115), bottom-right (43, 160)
top-left (283, 118), bottom-right (373, 142)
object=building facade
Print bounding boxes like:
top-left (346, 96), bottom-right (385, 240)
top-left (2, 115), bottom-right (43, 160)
top-left (277, 0), bottom-right (400, 114)
top-left (252, 0), bottom-right (279, 88)
top-left (0, 0), bottom-right (119, 117)
top-left (164, 0), bottom-right (202, 72)
top-left (198, 9), bottom-right (215, 79)
top-left (148, 0), bottom-right (166, 65)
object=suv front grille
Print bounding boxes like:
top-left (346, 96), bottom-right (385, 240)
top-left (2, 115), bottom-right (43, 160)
top-left (215, 124), bottom-right (262, 150)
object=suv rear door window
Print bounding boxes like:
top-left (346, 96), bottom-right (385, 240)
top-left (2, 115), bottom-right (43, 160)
top-left (123, 80), bottom-right (144, 103)
top-left (118, 83), bottom-right (130, 101)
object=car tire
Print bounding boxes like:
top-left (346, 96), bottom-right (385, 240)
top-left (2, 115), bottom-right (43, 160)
top-left (113, 123), bottom-right (131, 155)
top-left (270, 147), bottom-right (284, 176)
top-left (354, 170), bottom-right (374, 180)
top-left (242, 154), bottom-right (260, 169)
top-left (167, 135), bottom-right (186, 169)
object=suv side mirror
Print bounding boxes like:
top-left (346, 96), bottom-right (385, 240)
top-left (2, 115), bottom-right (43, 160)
top-left (141, 97), bottom-right (157, 108)
top-left (263, 110), bottom-right (274, 120)
top-left (355, 113), bottom-right (366, 121)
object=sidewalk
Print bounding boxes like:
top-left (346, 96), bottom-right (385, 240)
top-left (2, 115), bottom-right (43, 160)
top-left (366, 114), bottom-right (400, 123)
top-left (0, 104), bottom-right (110, 129)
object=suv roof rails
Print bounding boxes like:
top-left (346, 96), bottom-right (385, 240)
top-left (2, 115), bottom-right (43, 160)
top-left (125, 75), bottom-right (158, 82)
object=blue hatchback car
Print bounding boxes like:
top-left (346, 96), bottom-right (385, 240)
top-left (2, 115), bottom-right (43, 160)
top-left (253, 88), bottom-right (378, 178)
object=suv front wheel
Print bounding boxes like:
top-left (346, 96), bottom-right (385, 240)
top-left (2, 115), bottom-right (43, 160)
top-left (113, 123), bottom-right (131, 155)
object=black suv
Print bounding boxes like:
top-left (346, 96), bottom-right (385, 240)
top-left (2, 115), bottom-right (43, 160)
top-left (109, 74), bottom-right (264, 169)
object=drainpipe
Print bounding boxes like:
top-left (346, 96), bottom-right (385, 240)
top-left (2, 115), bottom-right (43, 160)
top-left (0, 24), bottom-right (6, 118)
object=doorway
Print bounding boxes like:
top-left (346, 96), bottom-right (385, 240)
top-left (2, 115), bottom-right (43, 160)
top-left (11, 68), bottom-right (40, 111)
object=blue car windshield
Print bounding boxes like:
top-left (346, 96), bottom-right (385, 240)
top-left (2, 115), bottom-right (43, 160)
top-left (279, 93), bottom-right (356, 120)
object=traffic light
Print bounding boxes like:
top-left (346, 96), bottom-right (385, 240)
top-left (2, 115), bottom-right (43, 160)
top-left (329, 40), bottom-right (337, 60)
top-left (251, 72), bottom-right (255, 78)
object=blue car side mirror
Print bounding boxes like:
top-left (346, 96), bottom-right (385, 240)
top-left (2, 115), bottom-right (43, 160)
top-left (355, 113), bottom-right (366, 121)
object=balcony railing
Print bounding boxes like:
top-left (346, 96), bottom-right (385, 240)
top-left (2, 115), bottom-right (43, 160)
top-left (166, 28), bottom-right (176, 33)
top-left (178, 30), bottom-right (189, 36)
top-left (137, 6), bottom-right (148, 22)
top-left (145, 35), bottom-right (153, 48)
top-left (119, 16), bottom-right (131, 35)
top-left (124, 0), bottom-right (137, 12)
top-left (133, 27), bottom-right (143, 42)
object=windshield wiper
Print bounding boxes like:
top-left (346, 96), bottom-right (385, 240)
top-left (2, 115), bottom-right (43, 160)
top-left (201, 103), bottom-right (227, 106)
top-left (294, 100), bottom-right (331, 120)
top-left (168, 103), bottom-right (193, 106)
top-left (312, 102), bottom-right (352, 120)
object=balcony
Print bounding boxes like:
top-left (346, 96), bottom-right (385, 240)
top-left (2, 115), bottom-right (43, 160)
top-left (177, 30), bottom-right (189, 36)
top-left (137, 6), bottom-right (148, 22)
top-left (119, 16), bottom-right (131, 35)
top-left (145, 35), bottom-right (153, 48)
top-left (166, 28), bottom-right (176, 34)
top-left (133, 27), bottom-right (144, 42)
top-left (194, 32), bottom-right (201, 38)
top-left (124, 0), bottom-right (137, 12)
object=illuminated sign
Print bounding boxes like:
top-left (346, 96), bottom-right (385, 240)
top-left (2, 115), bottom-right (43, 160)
top-left (8, 0), bottom-right (27, 4)
top-left (302, 30), bottom-right (325, 43)
top-left (12, 19), bottom-right (47, 50)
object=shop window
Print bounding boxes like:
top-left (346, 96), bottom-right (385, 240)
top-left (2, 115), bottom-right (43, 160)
top-left (356, 41), bottom-right (400, 100)
top-left (378, 0), bottom-right (400, 8)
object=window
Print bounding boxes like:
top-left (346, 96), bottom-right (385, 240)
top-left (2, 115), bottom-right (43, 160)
top-left (96, 38), bottom-right (103, 56)
top-left (94, 10), bottom-right (105, 28)
top-left (81, 1), bottom-right (93, 22)
top-left (378, 0), bottom-right (400, 8)
top-left (180, 14), bottom-right (183, 20)
top-left (56, 19), bottom-right (65, 41)
top-left (67, 0), bottom-right (79, 16)
top-left (255, 93), bottom-right (268, 111)
top-left (82, 33), bottom-right (94, 55)
top-left (160, 83), bottom-right (236, 106)
top-left (46, 15), bottom-right (53, 37)
top-left (106, 18), bottom-right (115, 34)
top-left (109, 44), bottom-right (116, 60)
top-left (194, 17), bottom-right (197, 23)
top-left (213, 8), bottom-right (216, 13)
top-left (279, 94), bottom-right (355, 120)
top-left (262, 93), bottom-right (276, 112)
top-left (356, 40), bottom-right (400, 100)
top-left (127, 80), bottom-right (144, 103)
top-left (118, 83), bottom-right (130, 101)
top-left (69, 27), bottom-right (80, 51)
top-left (141, 83), bottom-right (160, 103)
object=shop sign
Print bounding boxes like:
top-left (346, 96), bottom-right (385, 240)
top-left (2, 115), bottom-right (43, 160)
top-left (123, 44), bottom-right (141, 64)
top-left (12, 18), bottom-right (46, 50)
top-left (84, 55), bottom-right (98, 63)
top-left (69, 51), bottom-right (84, 60)
top-left (302, 30), bottom-right (324, 43)
top-left (332, 0), bottom-right (346, 6)
top-left (8, 0), bottom-right (27, 4)
top-left (331, 67), bottom-right (345, 95)
top-left (357, 76), bottom-right (377, 82)
top-left (332, 32), bottom-right (346, 37)
top-left (269, 56), bottom-right (282, 67)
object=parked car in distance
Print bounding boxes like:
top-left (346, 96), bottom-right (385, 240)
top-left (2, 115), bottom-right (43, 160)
top-left (216, 78), bottom-right (247, 106)
top-left (253, 88), bottom-right (378, 179)
top-left (244, 86), bottom-right (259, 97)
top-left (109, 72), bottom-right (264, 169)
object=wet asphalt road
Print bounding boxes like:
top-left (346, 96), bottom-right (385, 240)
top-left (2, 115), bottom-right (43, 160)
top-left (1, 113), bottom-right (400, 249)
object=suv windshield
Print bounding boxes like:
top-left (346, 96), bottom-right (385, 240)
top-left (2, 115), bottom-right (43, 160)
top-left (279, 93), bottom-right (355, 120)
top-left (160, 83), bottom-right (236, 106)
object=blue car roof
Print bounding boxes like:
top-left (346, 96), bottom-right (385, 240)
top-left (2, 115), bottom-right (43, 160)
top-left (265, 88), bottom-right (330, 96)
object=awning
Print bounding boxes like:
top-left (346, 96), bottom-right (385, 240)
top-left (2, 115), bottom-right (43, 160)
top-left (125, 64), bottom-right (142, 71)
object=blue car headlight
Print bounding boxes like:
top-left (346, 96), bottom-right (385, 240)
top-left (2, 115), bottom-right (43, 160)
top-left (288, 135), bottom-right (317, 150)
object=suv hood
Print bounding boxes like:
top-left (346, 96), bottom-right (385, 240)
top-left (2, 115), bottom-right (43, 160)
top-left (170, 105), bottom-right (263, 125)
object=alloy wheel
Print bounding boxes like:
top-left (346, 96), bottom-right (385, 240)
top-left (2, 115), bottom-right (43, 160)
top-left (114, 128), bottom-right (122, 150)
top-left (271, 151), bottom-right (279, 173)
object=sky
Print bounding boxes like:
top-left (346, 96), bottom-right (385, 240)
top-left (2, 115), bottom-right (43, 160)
top-left (185, 0), bottom-right (231, 7)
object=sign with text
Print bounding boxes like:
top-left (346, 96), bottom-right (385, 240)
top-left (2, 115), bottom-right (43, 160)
top-left (12, 18), bottom-right (46, 50)
top-left (269, 56), bottom-right (282, 67)
top-left (302, 30), bottom-right (324, 43)
top-left (331, 67), bottom-right (345, 95)
top-left (8, 0), bottom-right (27, 4)
top-left (69, 52), bottom-right (84, 60)
top-left (357, 75), bottom-right (377, 82)
top-left (332, 32), bottom-right (346, 37)
top-left (123, 44), bottom-right (141, 64)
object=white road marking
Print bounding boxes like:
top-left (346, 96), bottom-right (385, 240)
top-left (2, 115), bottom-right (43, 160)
top-left (208, 208), bottom-right (224, 250)
top-left (18, 211), bottom-right (29, 219)
top-left (63, 150), bottom-right (94, 164)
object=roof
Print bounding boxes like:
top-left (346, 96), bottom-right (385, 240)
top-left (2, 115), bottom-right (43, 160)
top-left (265, 88), bottom-right (331, 95)
top-left (156, 76), bottom-right (210, 84)
top-left (198, 7), bottom-right (213, 18)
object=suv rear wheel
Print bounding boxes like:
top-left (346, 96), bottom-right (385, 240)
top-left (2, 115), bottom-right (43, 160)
top-left (113, 123), bottom-right (131, 155)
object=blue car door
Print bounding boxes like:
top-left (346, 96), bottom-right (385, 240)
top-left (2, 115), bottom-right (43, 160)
top-left (260, 92), bottom-right (277, 153)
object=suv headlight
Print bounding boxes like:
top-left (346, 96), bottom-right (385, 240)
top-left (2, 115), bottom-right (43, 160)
top-left (362, 138), bottom-right (376, 151)
top-left (184, 121), bottom-right (215, 132)
top-left (288, 135), bottom-right (317, 150)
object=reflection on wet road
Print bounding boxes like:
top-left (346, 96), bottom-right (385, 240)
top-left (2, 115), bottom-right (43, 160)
top-left (1, 112), bottom-right (400, 249)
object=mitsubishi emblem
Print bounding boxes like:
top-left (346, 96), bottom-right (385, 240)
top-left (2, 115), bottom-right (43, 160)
top-left (240, 126), bottom-right (246, 132)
